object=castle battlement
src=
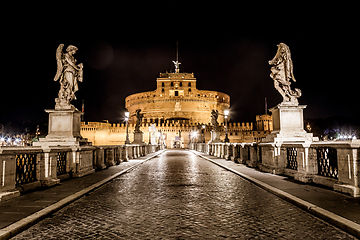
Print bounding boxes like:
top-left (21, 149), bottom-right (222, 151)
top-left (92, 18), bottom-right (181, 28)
top-left (80, 119), bottom-right (265, 146)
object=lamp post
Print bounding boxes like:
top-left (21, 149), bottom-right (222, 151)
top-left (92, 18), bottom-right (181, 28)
top-left (224, 109), bottom-right (229, 143)
top-left (125, 111), bottom-right (130, 144)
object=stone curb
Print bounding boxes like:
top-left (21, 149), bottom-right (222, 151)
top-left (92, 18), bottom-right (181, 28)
top-left (0, 150), bottom-right (165, 240)
top-left (190, 150), bottom-right (360, 239)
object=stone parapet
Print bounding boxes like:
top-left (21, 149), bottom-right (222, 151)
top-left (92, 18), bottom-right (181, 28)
top-left (0, 144), bottom-right (162, 201)
top-left (190, 140), bottom-right (360, 197)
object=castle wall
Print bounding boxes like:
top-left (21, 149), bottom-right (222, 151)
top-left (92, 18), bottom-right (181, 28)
top-left (81, 120), bottom-right (270, 147)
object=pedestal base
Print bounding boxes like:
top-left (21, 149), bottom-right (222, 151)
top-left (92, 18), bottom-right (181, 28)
top-left (208, 131), bottom-right (222, 143)
top-left (33, 109), bottom-right (90, 147)
top-left (262, 103), bottom-right (313, 144)
top-left (334, 184), bottom-right (360, 197)
top-left (132, 131), bottom-right (145, 145)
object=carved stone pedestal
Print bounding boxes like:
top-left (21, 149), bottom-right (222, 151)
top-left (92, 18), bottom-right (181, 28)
top-left (34, 109), bottom-right (94, 180)
top-left (132, 131), bottom-right (145, 145)
top-left (208, 130), bottom-right (221, 143)
top-left (259, 103), bottom-right (313, 174)
top-left (263, 103), bottom-right (313, 144)
top-left (34, 109), bottom-right (90, 147)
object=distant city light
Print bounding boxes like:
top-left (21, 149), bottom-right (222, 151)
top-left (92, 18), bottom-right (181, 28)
top-left (338, 134), bottom-right (356, 140)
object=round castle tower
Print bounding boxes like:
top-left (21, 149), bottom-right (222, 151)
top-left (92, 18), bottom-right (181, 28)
top-left (125, 65), bottom-right (230, 125)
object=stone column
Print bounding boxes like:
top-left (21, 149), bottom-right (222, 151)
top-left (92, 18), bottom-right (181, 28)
top-left (39, 148), bottom-right (60, 187)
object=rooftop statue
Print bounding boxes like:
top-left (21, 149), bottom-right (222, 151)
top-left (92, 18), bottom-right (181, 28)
top-left (269, 43), bottom-right (301, 105)
top-left (54, 44), bottom-right (83, 110)
top-left (172, 60), bottom-right (181, 72)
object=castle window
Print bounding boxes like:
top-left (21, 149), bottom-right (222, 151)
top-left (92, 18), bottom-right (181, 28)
top-left (179, 82), bottom-right (182, 87)
top-left (188, 88), bottom-right (191, 92)
top-left (162, 88), bottom-right (164, 93)
top-left (162, 82), bottom-right (164, 87)
top-left (175, 91), bottom-right (179, 96)
top-left (188, 82), bottom-right (191, 87)
top-left (171, 82), bottom-right (174, 87)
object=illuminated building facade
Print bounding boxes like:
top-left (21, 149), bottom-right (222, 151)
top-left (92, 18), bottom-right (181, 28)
top-left (81, 65), bottom-right (272, 147)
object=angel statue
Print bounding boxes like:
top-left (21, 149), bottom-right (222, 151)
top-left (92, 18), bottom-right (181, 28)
top-left (269, 43), bottom-right (301, 105)
top-left (54, 44), bottom-right (83, 110)
top-left (172, 60), bottom-right (181, 72)
top-left (210, 110), bottom-right (219, 131)
top-left (134, 109), bottom-right (144, 132)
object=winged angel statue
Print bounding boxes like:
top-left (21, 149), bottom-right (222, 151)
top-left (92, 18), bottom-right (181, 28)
top-left (54, 44), bottom-right (83, 109)
top-left (269, 43), bottom-right (301, 105)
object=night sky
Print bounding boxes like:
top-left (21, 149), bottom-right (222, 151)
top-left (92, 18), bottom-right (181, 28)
top-left (3, 4), bottom-right (359, 126)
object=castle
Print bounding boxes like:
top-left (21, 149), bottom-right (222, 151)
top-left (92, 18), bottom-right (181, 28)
top-left (81, 62), bottom-right (272, 147)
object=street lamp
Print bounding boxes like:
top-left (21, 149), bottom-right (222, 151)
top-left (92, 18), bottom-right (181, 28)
top-left (125, 111), bottom-right (130, 144)
top-left (224, 109), bottom-right (229, 143)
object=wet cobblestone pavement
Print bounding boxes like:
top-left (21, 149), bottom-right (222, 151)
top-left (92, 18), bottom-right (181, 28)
top-left (12, 150), bottom-right (355, 239)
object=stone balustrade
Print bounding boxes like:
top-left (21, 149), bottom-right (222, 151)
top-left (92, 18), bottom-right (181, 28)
top-left (0, 144), bottom-right (162, 201)
top-left (190, 140), bottom-right (360, 197)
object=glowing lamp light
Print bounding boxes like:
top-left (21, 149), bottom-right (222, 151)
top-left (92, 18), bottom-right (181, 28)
top-left (125, 111), bottom-right (130, 121)
top-left (224, 109), bottom-right (229, 116)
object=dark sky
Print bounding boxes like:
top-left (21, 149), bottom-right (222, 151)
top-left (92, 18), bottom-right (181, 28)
top-left (3, 4), bottom-right (359, 125)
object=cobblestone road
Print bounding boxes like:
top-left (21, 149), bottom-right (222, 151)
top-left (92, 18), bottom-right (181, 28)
top-left (13, 150), bottom-right (355, 239)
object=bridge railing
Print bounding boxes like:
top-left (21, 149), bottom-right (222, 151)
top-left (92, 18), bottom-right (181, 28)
top-left (190, 140), bottom-right (360, 197)
top-left (0, 144), bottom-right (162, 201)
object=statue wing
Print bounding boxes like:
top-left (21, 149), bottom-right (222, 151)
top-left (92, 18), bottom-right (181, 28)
top-left (54, 44), bottom-right (64, 81)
